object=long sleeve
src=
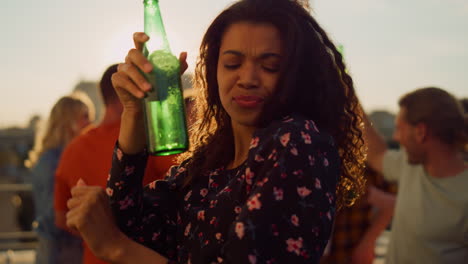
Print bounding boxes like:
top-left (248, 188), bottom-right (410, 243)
top-left (107, 145), bottom-right (180, 259)
top-left (32, 148), bottom-right (61, 237)
top-left (221, 118), bottom-right (340, 263)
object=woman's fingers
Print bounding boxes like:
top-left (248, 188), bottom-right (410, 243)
top-left (67, 196), bottom-right (81, 210)
top-left (66, 207), bottom-right (81, 230)
top-left (179, 52), bottom-right (188, 75)
top-left (127, 48), bottom-right (153, 74)
top-left (119, 63), bottom-right (152, 92)
top-left (133, 32), bottom-right (149, 52)
top-left (112, 71), bottom-right (146, 99)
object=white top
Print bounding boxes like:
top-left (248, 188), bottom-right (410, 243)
top-left (383, 150), bottom-right (468, 264)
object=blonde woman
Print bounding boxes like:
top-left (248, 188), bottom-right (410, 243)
top-left (28, 92), bottom-right (94, 264)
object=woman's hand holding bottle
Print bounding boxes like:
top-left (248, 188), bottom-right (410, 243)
top-left (111, 32), bottom-right (188, 154)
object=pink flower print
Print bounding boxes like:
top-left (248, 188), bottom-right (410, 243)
top-left (326, 211), bottom-right (332, 220)
top-left (152, 232), bottom-right (160, 241)
top-left (234, 206), bottom-right (242, 214)
top-left (177, 167), bottom-right (186, 173)
top-left (286, 237), bottom-right (304, 256)
top-left (293, 170), bottom-right (303, 176)
top-left (280, 132), bottom-right (291, 147)
top-left (221, 187), bottom-right (232, 194)
top-left (210, 200), bottom-right (218, 208)
top-left (125, 166), bottom-right (135, 176)
top-left (326, 192), bottom-right (334, 204)
top-left (308, 155), bottom-right (315, 166)
top-left (256, 177), bottom-right (269, 187)
top-left (254, 154), bottom-right (264, 162)
top-left (248, 254), bottom-right (257, 264)
top-left (281, 172), bottom-right (287, 179)
top-left (184, 190), bottom-right (192, 201)
top-left (184, 222), bottom-right (191, 236)
top-left (315, 178), bottom-right (322, 189)
top-left (107, 174), bottom-right (110, 181)
top-left (105, 187), bottom-right (113, 197)
top-left (273, 187), bottom-right (284, 201)
top-left (290, 147), bottom-right (298, 156)
top-left (283, 116), bottom-right (293, 122)
top-left (297, 186), bottom-right (312, 198)
top-left (323, 158), bottom-right (329, 167)
top-left (235, 222), bottom-right (245, 239)
top-left (301, 131), bottom-right (312, 144)
top-left (197, 210), bottom-right (205, 221)
top-left (210, 217), bottom-right (217, 225)
top-left (250, 137), bottom-right (260, 149)
top-left (245, 167), bottom-right (255, 185)
top-left (291, 214), bottom-right (300, 227)
top-left (247, 193), bottom-right (262, 211)
top-left (268, 149), bottom-right (277, 161)
top-left (119, 196), bottom-right (134, 210)
top-left (200, 188), bottom-right (208, 197)
top-left (215, 232), bottom-right (222, 240)
top-left (116, 148), bottom-right (123, 161)
top-left (149, 181), bottom-right (156, 190)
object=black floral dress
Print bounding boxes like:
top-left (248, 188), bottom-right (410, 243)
top-left (107, 114), bottom-right (340, 264)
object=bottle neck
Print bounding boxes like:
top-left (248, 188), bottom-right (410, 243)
top-left (144, 0), bottom-right (171, 53)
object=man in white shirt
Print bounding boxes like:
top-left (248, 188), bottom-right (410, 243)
top-left (364, 87), bottom-right (468, 264)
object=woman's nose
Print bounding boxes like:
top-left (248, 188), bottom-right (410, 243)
top-left (238, 62), bottom-right (260, 89)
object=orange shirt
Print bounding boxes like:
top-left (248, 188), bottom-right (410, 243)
top-left (54, 121), bottom-right (177, 264)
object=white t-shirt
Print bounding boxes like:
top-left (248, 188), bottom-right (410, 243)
top-left (383, 150), bottom-right (468, 264)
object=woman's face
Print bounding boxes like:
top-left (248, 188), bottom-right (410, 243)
top-left (75, 108), bottom-right (91, 131)
top-left (217, 22), bottom-right (283, 128)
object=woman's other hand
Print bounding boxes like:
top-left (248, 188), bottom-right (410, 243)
top-left (66, 179), bottom-right (124, 262)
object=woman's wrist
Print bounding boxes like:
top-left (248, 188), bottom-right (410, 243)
top-left (104, 230), bottom-right (169, 264)
top-left (103, 231), bottom-right (130, 264)
top-left (119, 109), bottom-right (147, 154)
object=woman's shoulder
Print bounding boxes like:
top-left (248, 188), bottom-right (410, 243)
top-left (36, 147), bottom-right (63, 165)
top-left (253, 114), bottom-right (335, 148)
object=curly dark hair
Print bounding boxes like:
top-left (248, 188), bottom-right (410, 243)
top-left (178, 0), bottom-right (366, 209)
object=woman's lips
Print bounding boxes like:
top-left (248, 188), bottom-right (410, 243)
top-left (233, 95), bottom-right (264, 108)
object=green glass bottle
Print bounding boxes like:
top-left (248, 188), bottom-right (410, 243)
top-left (142, 0), bottom-right (188, 156)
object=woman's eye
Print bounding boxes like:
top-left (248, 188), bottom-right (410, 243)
top-left (262, 65), bottom-right (279, 73)
top-left (224, 64), bottom-right (240, 69)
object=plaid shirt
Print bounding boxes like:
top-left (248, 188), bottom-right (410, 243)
top-left (320, 169), bottom-right (397, 264)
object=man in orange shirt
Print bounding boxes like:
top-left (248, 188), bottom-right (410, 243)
top-left (54, 64), bottom-right (177, 264)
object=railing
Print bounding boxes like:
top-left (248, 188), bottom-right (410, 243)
top-left (0, 184), bottom-right (32, 192)
top-left (0, 183), bottom-right (38, 252)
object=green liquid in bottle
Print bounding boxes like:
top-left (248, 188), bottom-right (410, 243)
top-left (143, 50), bottom-right (188, 156)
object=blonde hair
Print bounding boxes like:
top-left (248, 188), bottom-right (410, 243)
top-left (26, 92), bottom-right (95, 167)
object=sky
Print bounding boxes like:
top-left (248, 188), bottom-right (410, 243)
top-left (1, 0), bottom-right (467, 128)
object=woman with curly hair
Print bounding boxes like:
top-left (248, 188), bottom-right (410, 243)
top-left (66, 0), bottom-right (366, 263)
